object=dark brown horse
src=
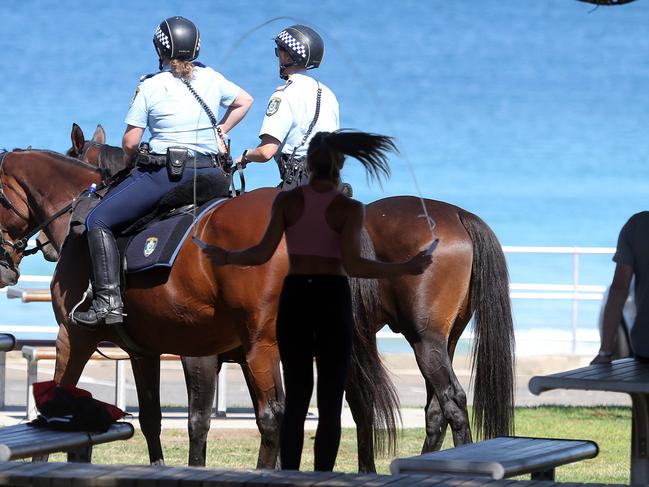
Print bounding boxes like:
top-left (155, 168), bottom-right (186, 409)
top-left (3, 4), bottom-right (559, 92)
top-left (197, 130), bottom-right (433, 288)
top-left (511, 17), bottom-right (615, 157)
top-left (0, 134), bottom-right (514, 471)
top-left (0, 147), bottom-right (403, 469)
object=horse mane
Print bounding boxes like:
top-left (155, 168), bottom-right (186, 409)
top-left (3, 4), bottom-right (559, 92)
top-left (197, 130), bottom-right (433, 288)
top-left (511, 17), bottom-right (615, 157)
top-left (13, 148), bottom-right (103, 174)
top-left (97, 144), bottom-right (129, 177)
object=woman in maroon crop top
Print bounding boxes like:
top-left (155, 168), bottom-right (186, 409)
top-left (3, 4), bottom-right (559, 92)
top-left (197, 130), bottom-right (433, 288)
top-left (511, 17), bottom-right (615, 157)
top-left (203, 130), bottom-right (431, 471)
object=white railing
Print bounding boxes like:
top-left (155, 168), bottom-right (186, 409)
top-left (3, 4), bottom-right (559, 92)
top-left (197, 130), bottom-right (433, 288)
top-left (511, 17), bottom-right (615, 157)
top-left (503, 245), bottom-right (615, 354)
top-left (2, 245), bottom-right (617, 353)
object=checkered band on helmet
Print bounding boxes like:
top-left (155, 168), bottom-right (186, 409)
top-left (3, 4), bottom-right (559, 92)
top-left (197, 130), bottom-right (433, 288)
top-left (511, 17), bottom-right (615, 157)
top-left (154, 26), bottom-right (171, 51)
top-left (277, 30), bottom-right (307, 60)
top-left (274, 25), bottom-right (324, 70)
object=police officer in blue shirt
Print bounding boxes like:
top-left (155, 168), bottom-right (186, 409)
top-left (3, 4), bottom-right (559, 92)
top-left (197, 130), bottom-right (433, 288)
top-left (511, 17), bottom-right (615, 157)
top-left (235, 25), bottom-right (340, 190)
top-left (73, 16), bottom-right (253, 328)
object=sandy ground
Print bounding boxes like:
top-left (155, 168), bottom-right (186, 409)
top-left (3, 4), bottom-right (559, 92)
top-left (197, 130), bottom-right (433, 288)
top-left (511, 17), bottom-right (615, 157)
top-left (0, 351), bottom-right (630, 429)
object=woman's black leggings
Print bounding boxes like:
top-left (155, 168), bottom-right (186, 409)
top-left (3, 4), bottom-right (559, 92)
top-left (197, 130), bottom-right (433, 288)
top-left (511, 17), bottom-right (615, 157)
top-left (276, 274), bottom-right (353, 471)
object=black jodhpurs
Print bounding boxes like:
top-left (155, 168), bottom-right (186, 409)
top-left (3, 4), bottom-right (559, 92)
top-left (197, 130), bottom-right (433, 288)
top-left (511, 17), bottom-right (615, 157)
top-left (276, 274), bottom-right (353, 471)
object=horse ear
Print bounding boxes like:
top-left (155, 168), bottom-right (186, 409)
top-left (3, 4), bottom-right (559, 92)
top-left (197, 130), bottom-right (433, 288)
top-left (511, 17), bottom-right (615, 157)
top-left (71, 123), bottom-right (85, 157)
top-left (92, 125), bottom-right (106, 144)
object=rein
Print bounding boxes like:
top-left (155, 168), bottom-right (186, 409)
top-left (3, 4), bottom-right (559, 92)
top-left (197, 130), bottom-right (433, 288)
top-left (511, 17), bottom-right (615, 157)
top-left (0, 150), bottom-right (108, 260)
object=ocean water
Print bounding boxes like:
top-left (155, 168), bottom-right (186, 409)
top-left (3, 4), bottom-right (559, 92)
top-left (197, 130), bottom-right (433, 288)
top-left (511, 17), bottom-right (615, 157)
top-left (1, 0), bottom-right (648, 351)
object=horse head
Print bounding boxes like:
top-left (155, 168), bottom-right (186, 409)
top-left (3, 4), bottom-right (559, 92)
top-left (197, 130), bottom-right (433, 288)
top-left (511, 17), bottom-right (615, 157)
top-left (66, 123), bottom-right (106, 160)
top-left (0, 149), bottom-right (101, 287)
top-left (34, 123), bottom-right (126, 263)
top-left (32, 123), bottom-right (108, 263)
top-left (65, 123), bottom-right (127, 177)
top-left (0, 152), bottom-right (37, 286)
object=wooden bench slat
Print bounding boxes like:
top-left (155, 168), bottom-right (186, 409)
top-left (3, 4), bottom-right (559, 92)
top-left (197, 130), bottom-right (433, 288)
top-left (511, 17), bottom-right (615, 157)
top-left (201, 470), bottom-right (267, 486)
top-left (390, 437), bottom-right (598, 480)
top-left (89, 465), bottom-right (167, 487)
top-left (44, 462), bottom-right (115, 487)
top-left (88, 423), bottom-right (134, 446)
top-left (0, 423), bottom-right (133, 461)
top-left (529, 359), bottom-right (649, 395)
top-left (0, 461), bottom-right (631, 487)
top-left (0, 461), bottom-right (70, 482)
top-left (177, 467), bottom-right (226, 487)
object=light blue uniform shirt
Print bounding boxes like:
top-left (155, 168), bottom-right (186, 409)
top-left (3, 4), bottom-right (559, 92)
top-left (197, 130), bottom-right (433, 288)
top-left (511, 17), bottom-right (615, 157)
top-left (125, 64), bottom-right (241, 155)
top-left (259, 73), bottom-right (339, 161)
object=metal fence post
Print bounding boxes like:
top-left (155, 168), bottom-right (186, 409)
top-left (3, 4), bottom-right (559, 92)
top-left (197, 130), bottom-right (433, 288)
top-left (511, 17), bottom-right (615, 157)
top-left (572, 250), bottom-right (580, 354)
top-left (214, 362), bottom-right (227, 417)
top-left (115, 360), bottom-right (126, 411)
top-left (0, 351), bottom-right (6, 409)
top-left (22, 347), bottom-right (38, 420)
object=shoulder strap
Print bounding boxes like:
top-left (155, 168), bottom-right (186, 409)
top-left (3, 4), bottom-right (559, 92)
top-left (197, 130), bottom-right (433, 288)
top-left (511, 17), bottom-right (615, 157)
top-left (182, 79), bottom-right (219, 131)
top-left (182, 79), bottom-right (242, 195)
top-left (287, 81), bottom-right (322, 161)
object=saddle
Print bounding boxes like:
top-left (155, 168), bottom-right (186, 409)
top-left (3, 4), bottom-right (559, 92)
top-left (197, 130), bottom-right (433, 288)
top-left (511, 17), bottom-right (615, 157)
top-left (68, 174), bottom-right (229, 274)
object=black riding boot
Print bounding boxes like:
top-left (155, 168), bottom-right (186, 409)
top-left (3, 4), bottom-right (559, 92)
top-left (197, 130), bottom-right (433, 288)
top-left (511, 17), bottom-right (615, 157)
top-left (73, 228), bottom-right (124, 329)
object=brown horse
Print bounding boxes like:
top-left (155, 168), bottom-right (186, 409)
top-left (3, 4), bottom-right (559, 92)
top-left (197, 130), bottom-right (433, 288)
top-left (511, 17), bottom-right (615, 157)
top-left (0, 147), bottom-right (403, 469)
top-left (65, 125), bottom-right (256, 465)
top-left (0, 136), bottom-right (515, 471)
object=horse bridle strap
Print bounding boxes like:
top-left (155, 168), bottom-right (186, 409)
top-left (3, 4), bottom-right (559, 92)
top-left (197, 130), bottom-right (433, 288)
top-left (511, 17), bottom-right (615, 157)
top-left (0, 152), bottom-right (30, 222)
top-left (12, 200), bottom-right (75, 253)
top-left (0, 151), bottom-right (77, 257)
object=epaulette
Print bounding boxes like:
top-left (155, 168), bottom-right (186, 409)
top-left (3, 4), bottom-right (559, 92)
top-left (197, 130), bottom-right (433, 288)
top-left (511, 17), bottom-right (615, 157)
top-left (139, 72), bottom-right (162, 82)
top-left (193, 61), bottom-right (206, 68)
top-left (274, 79), bottom-right (293, 92)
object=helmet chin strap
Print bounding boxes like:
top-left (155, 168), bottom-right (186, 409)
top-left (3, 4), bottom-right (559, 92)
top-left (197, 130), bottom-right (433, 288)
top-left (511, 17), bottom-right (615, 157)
top-left (279, 61), bottom-right (299, 80)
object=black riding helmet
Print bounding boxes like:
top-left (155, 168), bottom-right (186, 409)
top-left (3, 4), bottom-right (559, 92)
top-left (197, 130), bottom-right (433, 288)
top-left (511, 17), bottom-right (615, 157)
top-left (153, 16), bottom-right (200, 70)
top-left (274, 25), bottom-right (324, 79)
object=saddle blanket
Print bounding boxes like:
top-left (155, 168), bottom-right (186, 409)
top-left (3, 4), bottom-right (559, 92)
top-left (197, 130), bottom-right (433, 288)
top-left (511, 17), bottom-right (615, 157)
top-left (124, 198), bottom-right (227, 273)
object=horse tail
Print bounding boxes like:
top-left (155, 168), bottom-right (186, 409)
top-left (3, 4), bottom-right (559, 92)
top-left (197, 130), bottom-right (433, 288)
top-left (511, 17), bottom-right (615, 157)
top-left (458, 209), bottom-right (515, 439)
top-left (348, 228), bottom-right (401, 456)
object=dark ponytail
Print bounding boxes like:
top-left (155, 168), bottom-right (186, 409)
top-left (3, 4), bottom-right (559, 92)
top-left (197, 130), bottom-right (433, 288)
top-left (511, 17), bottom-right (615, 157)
top-left (307, 130), bottom-right (395, 183)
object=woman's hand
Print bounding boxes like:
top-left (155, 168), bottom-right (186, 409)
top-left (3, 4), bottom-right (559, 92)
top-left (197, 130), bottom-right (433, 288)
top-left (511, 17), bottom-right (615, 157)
top-left (405, 250), bottom-right (433, 275)
top-left (202, 245), bottom-right (228, 265)
top-left (235, 152), bottom-right (248, 169)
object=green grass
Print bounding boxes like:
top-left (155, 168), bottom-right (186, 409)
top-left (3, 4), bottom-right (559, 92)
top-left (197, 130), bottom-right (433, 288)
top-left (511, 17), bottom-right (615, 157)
top-left (48, 406), bottom-right (631, 483)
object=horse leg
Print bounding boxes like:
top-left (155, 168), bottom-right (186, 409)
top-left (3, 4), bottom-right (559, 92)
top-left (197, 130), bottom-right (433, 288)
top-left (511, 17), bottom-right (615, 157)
top-left (412, 334), bottom-right (472, 451)
top-left (240, 345), bottom-right (284, 469)
top-left (422, 388), bottom-right (448, 452)
top-left (181, 355), bottom-right (219, 467)
top-left (345, 382), bottom-right (375, 472)
top-left (53, 325), bottom-right (96, 385)
top-left (130, 355), bottom-right (164, 465)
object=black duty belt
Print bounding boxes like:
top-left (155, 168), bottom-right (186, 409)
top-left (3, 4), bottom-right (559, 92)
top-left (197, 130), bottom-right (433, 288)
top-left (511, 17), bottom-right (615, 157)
top-left (136, 153), bottom-right (217, 169)
top-left (280, 154), bottom-right (305, 164)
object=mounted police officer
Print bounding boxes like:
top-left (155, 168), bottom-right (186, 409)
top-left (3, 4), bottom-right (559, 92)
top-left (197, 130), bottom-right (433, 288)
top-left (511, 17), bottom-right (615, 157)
top-left (235, 25), bottom-right (340, 190)
top-left (73, 16), bottom-right (253, 329)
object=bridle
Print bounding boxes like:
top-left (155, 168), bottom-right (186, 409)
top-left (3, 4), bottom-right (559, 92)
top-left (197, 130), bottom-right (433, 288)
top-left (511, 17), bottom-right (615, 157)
top-left (77, 140), bottom-right (99, 165)
top-left (0, 151), bottom-right (75, 263)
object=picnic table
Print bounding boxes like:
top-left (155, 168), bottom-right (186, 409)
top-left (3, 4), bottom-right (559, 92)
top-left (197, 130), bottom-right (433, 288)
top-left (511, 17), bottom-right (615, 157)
top-left (529, 357), bottom-right (649, 486)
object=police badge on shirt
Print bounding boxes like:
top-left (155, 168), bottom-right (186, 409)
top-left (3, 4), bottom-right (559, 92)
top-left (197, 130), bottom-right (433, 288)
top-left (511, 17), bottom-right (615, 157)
top-left (266, 97), bottom-right (281, 116)
top-left (130, 87), bottom-right (140, 107)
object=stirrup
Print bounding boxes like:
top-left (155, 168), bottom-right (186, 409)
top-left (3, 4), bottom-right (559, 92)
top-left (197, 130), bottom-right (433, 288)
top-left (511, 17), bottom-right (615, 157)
top-left (72, 308), bottom-right (126, 330)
